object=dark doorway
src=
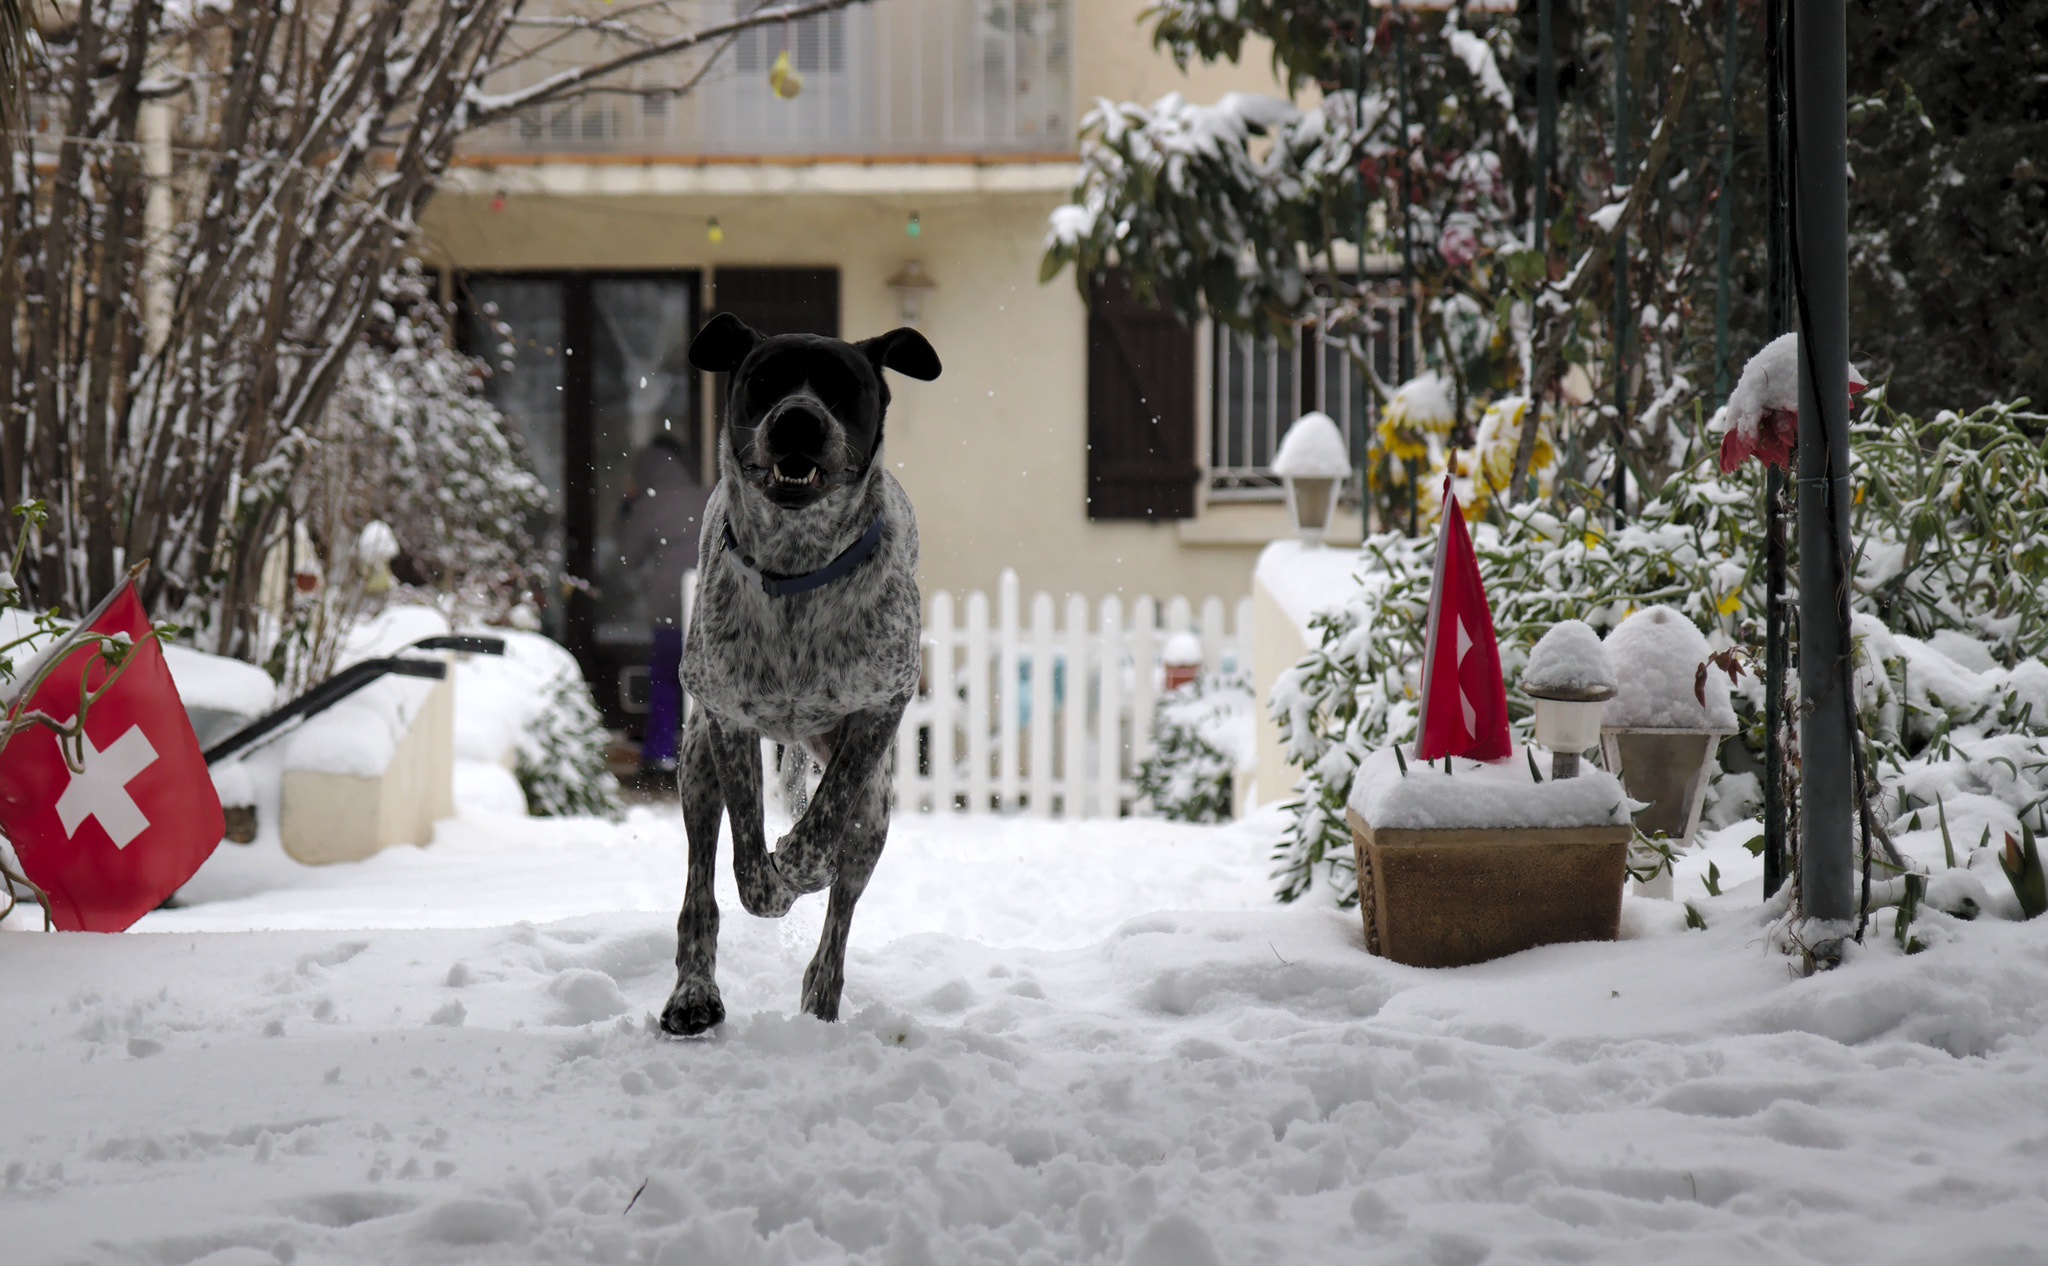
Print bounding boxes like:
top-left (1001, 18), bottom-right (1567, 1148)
top-left (706, 268), bottom-right (842, 455)
top-left (458, 271), bottom-right (702, 730)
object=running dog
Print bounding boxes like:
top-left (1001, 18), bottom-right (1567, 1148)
top-left (660, 312), bottom-right (940, 1037)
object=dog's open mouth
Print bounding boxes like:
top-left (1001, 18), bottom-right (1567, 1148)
top-left (771, 456), bottom-right (823, 488)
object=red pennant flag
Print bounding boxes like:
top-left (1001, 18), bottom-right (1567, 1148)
top-left (1416, 483), bottom-right (1511, 762)
top-left (0, 581), bottom-right (223, 931)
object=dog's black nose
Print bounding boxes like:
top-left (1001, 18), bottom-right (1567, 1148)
top-left (766, 405), bottom-right (828, 458)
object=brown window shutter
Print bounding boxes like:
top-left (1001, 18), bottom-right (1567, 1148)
top-left (1087, 269), bottom-right (1197, 520)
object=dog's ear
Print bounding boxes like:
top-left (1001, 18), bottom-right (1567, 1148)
top-left (857, 327), bottom-right (942, 382)
top-left (689, 312), bottom-right (762, 373)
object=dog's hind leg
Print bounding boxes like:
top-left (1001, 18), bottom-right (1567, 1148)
top-left (800, 767), bottom-right (891, 1023)
top-left (661, 708), bottom-right (727, 1037)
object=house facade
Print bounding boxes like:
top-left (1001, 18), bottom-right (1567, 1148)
top-left (420, 0), bottom-right (1374, 725)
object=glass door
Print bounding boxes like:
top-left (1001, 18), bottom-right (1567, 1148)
top-left (462, 271), bottom-right (702, 728)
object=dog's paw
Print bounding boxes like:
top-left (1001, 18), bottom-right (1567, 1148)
top-left (659, 979), bottom-right (726, 1037)
top-left (770, 828), bottom-right (840, 894)
top-left (734, 869), bottom-right (799, 919)
top-left (800, 963), bottom-right (842, 1024)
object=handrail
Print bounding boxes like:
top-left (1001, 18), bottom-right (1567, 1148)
top-left (201, 635), bottom-right (506, 766)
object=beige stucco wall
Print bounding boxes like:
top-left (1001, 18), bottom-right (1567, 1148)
top-left (425, 184), bottom-right (1298, 606)
top-left (418, 3), bottom-right (1303, 608)
top-left (1074, 0), bottom-right (1288, 110)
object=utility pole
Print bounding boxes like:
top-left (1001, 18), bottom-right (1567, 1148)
top-left (1793, 0), bottom-right (1854, 929)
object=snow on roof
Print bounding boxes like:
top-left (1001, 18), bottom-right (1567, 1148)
top-left (1270, 412), bottom-right (1350, 477)
top-left (1521, 619), bottom-right (1617, 701)
top-left (1348, 743), bottom-right (1635, 831)
top-left (1603, 606), bottom-right (1737, 730)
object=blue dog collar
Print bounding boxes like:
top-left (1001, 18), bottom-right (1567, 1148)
top-left (721, 516), bottom-right (885, 598)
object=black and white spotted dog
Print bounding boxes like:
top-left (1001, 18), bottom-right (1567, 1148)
top-left (659, 312), bottom-right (941, 1037)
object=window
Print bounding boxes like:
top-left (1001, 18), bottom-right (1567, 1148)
top-left (1207, 282), bottom-right (1408, 500)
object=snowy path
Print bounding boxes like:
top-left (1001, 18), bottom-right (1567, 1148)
top-left (4, 807), bottom-right (2047, 1265)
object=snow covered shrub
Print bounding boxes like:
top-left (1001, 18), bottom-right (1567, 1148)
top-left (1850, 399), bottom-right (2048, 662)
top-left (517, 672), bottom-right (621, 820)
top-left (1270, 472), bottom-right (1758, 904)
top-left (266, 266), bottom-right (549, 695)
top-left (489, 631), bottom-right (619, 820)
top-left (1138, 671), bottom-right (1255, 823)
top-left (1270, 397), bottom-right (2048, 905)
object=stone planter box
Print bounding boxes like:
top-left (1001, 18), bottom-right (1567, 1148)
top-left (1347, 808), bottom-right (1632, 967)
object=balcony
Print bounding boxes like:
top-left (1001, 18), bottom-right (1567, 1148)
top-left (463, 0), bottom-right (1074, 162)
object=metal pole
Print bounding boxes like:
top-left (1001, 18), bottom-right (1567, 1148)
top-left (1762, 0), bottom-right (1789, 898)
top-left (1610, 0), bottom-right (1630, 524)
top-left (1712, 0), bottom-right (1738, 406)
top-left (1359, 0), bottom-right (1374, 532)
top-left (1536, 0), bottom-right (1555, 253)
top-left (1394, 0), bottom-right (1416, 384)
top-left (1793, 0), bottom-right (1854, 925)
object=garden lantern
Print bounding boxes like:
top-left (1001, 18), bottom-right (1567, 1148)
top-left (1271, 412), bottom-right (1350, 544)
top-left (885, 260), bottom-right (937, 327)
top-left (1600, 606), bottom-right (1740, 896)
top-left (1161, 631), bottom-right (1203, 692)
top-left (1521, 619), bottom-right (1617, 780)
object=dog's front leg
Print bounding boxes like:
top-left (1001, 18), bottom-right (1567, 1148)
top-left (706, 713), bottom-right (806, 919)
top-left (661, 708), bottom-right (727, 1037)
top-left (771, 695), bottom-right (907, 893)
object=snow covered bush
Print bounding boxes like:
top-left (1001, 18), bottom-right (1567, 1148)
top-left (261, 267), bottom-right (548, 696)
top-left (457, 627), bottom-right (619, 820)
top-left (1271, 398), bottom-right (2048, 906)
top-left (1270, 469), bottom-right (1756, 904)
top-left (1138, 671), bottom-right (1255, 823)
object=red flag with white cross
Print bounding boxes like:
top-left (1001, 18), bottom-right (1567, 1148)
top-left (0, 581), bottom-right (222, 931)
top-left (1415, 482), bottom-right (1512, 762)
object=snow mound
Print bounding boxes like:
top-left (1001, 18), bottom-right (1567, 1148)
top-left (282, 674), bottom-right (439, 777)
top-left (1383, 371), bottom-right (1457, 431)
top-left (1348, 743), bottom-right (1634, 830)
top-left (1270, 412), bottom-right (1350, 477)
top-left (1603, 606), bottom-right (1736, 730)
top-left (1521, 618), bottom-right (1616, 700)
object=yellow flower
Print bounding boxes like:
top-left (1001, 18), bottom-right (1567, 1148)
top-left (1377, 420), bottom-right (1430, 462)
top-left (1717, 590), bottom-right (1742, 616)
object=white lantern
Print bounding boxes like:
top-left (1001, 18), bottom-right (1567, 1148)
top-left (1270, 411), bottom-right (1350, 544)
top-left (1521, 619), bottom-right (1618, 779)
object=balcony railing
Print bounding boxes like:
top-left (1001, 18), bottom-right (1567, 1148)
top-left (464, 0), bottom-right (1074, 160)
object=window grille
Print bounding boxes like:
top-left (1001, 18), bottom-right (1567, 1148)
top-left (1207, 286), bottom-right (1407, 500)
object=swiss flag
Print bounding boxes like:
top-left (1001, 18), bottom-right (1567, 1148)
top-left (0, 581), bottom-right (222, 931)
top-left (1415, 483), bottom-right (1511, 762)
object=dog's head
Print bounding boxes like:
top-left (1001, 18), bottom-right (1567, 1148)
top-left (689, 313), bottom-right (941, 510)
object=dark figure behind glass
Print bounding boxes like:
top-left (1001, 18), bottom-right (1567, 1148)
top-left (619, 435), bottom-right (711, 785)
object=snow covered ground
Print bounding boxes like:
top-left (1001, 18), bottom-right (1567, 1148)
top-left (5, 800), bottom-right (2048, 1265)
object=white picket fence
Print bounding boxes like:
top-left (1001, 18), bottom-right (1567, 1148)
top-left (896, 570), bottom-right (1252, 818)
top-left (677, 568), bottom-right (1252, 819)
